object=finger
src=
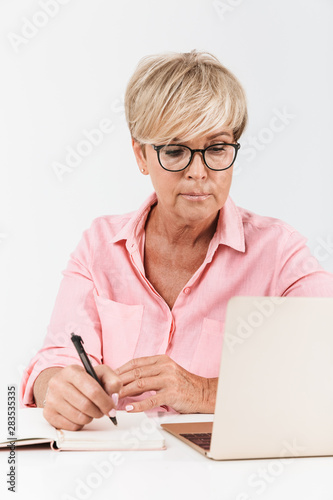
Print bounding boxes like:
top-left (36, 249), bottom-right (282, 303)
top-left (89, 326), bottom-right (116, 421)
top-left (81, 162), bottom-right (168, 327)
top-left (62, 384), bottom-right (105, 419)
top-left (43, 394), bottom-right (93, 430)
top-left (94, 365), bottom-right (122, 398)
top-left (115, 355), bottom-right (162, 376)
top-left (46, 381), bottom-right (100, 422)
top-left (118, 363), bottom-right (162, 386)
top-left (119, 376), bottom-right (163, 399)
top-left (125, 393), bottom-right (165, 413)
top-left (44, 406), bottom-right (87, 432)
top-left (50, 366), bottom-right (114, 416)
top-left (46, 370), bottom-right (104, 418)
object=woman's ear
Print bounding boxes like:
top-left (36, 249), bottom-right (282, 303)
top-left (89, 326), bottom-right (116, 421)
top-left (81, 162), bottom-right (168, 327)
top-left (131, 138), bottom-right (149, 175)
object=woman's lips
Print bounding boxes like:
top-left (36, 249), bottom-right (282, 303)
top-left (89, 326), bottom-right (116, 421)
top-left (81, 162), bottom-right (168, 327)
top-left (180, 193), bottom-right (211, 201)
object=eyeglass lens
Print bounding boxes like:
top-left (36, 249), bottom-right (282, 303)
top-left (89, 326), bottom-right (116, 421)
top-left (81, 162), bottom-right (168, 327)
top-left (158, 144), bottom-right (236, 171)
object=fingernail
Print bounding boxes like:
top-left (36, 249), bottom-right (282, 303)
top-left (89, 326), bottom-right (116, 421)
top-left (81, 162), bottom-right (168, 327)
top-left (126, 405), bottom-right (134, 412)
top-left (112, 393), bottom-right (119, 407)
top-left (109, 408), bottom-right (117, 418)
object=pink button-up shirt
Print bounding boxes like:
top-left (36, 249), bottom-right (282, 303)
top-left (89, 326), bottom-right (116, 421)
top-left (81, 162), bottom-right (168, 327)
top-left (20, 192), bottom-right (333, 409)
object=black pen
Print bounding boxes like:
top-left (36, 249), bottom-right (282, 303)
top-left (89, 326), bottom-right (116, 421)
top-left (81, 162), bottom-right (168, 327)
top-left (70, 333), bottom-right (117, 425)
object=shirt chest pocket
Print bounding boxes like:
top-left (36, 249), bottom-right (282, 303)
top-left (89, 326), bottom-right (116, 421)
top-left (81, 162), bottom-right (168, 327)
top-left (189, 317), bottom-right (225, 378)
top-left (93, 290), bottom-right (144, 370)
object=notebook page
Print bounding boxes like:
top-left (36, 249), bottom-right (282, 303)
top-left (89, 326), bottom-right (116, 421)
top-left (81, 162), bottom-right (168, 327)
top-left (0, 408), bottom-right (57, 446)
top-left (56, 411), bottom-right (165, 450)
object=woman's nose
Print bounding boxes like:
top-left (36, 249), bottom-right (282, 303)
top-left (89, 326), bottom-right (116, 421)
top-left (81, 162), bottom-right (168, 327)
top-left (185, 151), bottom-right (207, 179)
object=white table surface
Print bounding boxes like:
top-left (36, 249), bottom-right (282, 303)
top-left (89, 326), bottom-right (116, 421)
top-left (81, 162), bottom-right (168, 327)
top-left (1, 412), bottom-right (332, 500)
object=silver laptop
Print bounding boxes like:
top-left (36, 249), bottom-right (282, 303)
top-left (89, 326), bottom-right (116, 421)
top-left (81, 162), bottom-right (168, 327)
top-left (162, 297), bottom-right (333, 460)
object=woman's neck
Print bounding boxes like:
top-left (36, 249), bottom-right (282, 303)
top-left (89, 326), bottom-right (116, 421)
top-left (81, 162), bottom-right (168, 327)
top-left (146, 202), bottom-right (219, 248)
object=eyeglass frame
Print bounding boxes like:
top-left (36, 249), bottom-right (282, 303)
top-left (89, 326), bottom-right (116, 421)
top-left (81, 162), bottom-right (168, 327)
top-left (151, 142), bottom-right (241, 172)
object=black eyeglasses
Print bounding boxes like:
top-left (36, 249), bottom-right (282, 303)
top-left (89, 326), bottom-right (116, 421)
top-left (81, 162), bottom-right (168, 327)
top-left (152, 142), bottom-right (240, 172)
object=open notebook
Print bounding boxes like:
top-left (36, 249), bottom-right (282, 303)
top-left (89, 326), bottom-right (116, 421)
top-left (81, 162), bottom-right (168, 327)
top-left (0, 408), bottom-right (165, 451)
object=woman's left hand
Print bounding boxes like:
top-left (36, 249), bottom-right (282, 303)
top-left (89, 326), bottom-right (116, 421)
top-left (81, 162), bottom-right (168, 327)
top-left (115, 355), bottom-right (218, 413)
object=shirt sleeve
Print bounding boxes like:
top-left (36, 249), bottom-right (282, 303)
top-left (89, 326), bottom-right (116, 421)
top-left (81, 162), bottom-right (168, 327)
top-left (19, 221), bottom-right (103, 408)
top-left (275, 230), bottom-right (333, 297)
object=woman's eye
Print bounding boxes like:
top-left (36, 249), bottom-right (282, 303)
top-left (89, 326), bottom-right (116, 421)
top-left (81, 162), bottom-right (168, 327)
top-left (165, 149), bottom-right (184, 156)
top-left (210, 147), bottom-right (226, 153)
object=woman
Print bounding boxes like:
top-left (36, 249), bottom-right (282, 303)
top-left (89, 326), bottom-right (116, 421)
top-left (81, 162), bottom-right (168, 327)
top-left (20, 50), bottom-right (333, 430)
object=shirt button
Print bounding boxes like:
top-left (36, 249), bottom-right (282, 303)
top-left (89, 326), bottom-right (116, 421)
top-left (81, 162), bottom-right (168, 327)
top-left (183, 287), bottom-right (191, 295)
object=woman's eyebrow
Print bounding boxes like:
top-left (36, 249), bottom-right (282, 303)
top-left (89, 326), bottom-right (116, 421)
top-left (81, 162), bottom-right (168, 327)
top-left (206, 132), bottom-right (232, 139)
top-left (171, 132), bottom-right (232, 142)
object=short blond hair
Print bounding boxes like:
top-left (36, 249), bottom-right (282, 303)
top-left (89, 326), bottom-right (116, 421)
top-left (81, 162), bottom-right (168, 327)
top-left (124, 50), bottom-right (247, 145)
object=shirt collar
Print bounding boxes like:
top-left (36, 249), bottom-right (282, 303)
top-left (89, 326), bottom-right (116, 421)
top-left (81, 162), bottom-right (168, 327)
top-left (109, 192), bottom-right (157, 250)
top-left (213, 196), bottom-right (245, 253)
top-left (110, 191), bottom-right (245, 253)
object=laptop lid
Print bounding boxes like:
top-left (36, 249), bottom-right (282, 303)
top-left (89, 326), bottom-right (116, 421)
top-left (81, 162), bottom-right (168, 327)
top-left (209, 296), bottom-right (333, 460)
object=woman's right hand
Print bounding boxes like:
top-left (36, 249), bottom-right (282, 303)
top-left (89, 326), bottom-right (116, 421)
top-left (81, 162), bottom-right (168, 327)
top-left (39, 364), bottom-right (122, 431)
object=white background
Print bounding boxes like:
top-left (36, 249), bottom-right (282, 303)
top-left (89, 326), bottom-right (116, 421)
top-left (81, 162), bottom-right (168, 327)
top-left (0, 0), bottom-right (332, 403)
